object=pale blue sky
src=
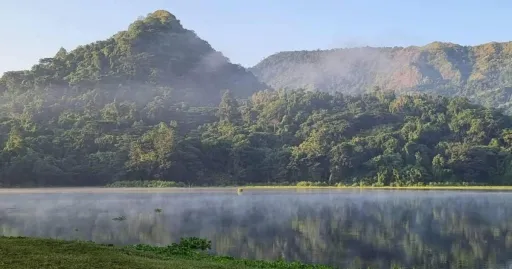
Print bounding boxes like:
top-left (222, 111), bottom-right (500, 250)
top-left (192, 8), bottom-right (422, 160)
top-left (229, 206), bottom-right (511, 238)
top-left (1, 0), bottom-right (511, 74)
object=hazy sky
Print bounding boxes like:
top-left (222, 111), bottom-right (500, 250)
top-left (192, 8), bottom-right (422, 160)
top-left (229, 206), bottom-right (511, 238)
top-left (1, 0), bottom-right (512, 75)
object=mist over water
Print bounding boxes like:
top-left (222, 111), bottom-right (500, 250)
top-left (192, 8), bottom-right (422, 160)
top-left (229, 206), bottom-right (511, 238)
top-left (2, 189), bottom-right (512, 269)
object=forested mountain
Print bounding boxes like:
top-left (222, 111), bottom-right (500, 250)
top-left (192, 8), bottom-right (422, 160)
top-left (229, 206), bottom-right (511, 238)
top-left (251, 42), bottom-right (512, 113)
top-left (1, 10), bottom-right (512, 187)
top-left (0, 10), bottom-right (266, 105)
top-left (0, 9), bottom-right (266, 187)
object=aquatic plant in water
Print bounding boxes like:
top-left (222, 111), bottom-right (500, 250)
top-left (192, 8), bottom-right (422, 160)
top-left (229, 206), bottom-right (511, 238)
top-left (112, 216), bottom-right (126, 221)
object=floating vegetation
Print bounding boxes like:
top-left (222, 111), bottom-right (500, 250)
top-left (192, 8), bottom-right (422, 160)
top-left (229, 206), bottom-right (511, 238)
top-left (154, 208), bottom-right (162, 213)
top-left (112, 216), bottom-right (126, 221)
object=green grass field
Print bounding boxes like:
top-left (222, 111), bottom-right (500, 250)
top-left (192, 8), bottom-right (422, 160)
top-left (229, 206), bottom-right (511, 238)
top-left (0, 236), bottom-right (333, 269)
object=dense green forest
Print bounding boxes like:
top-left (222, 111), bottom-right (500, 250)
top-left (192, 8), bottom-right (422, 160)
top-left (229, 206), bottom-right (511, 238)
top-left (2, 10), bottom-right (512, 187)
top-left (251, 42), bottom-right (512, 114)
top-left (0, 83), bottom-right (512, 186)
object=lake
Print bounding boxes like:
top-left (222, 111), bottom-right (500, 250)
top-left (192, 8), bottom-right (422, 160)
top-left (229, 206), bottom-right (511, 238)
top-left (1, 188), bottom-right (512, 269)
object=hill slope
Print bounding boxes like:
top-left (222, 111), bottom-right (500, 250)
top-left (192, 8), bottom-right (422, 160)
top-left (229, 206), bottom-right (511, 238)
top-left (0, 10), bottom-right (267, 105)
top-left (1, 11), bottom-right (512, 187)
top-left (1, 86), bottom-right (512, 186)
top-left (0, 10), bottom-right (267, 186)
top-left (251, 42), bottom-right (512, 112)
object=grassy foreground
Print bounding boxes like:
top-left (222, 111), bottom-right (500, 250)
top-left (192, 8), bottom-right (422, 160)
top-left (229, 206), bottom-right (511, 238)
top-left (0, 236), bottom-right (333, 269)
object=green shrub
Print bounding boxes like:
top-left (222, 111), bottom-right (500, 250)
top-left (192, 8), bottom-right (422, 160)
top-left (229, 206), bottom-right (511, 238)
top-left (133, 237), bottom-right (211, 256)
top-left (296, 181), bottom-right (328, 187)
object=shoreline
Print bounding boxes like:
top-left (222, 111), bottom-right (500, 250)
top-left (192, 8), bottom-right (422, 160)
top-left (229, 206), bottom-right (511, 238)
top-left (1, 185), bottom-right (512, 193)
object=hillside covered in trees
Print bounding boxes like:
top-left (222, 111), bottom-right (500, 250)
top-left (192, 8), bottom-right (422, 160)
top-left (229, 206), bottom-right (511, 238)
top-left (1, 10), bottom-right (512, 187)
top-left (1, 83), bottom-right (512, 186)
top-left (251, 42), bottom-right (512, 113)
top-left (0, 10), bottom-right (266, 105)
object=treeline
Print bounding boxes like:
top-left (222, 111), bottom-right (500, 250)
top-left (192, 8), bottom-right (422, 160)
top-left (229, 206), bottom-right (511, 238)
top-left (1, 85), bottom-right (512, 187)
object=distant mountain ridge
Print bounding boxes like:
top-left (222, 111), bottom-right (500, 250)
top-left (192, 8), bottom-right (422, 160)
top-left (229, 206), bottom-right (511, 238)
top-left (251, 41), bottom-right (512, 113)
top-left (0, 10), bottom-right (267, 105)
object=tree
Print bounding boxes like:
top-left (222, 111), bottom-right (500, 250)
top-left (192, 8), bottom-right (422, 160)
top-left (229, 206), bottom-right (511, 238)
top-left (217, 90), bottom-right (242, 124)
top-left (126, 122), bottom-right (176, 180)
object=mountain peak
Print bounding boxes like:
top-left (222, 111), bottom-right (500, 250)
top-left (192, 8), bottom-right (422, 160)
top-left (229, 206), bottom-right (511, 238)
top-left (148, 10), bottom-right (176, 22)
top-left (422, 41), bottom-right (460, 50)
top-left (0, 10), bottom-right (266, 105)
top-left (126, 10), bottom-right (183, 36)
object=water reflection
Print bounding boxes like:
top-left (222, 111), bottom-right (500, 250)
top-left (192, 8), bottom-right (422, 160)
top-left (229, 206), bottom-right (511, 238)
top-left (1, 189), bottom-right (512, 269)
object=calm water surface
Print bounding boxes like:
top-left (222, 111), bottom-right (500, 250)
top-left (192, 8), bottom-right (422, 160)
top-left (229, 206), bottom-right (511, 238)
top-left (1, 188), bottom-right (512, 269)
